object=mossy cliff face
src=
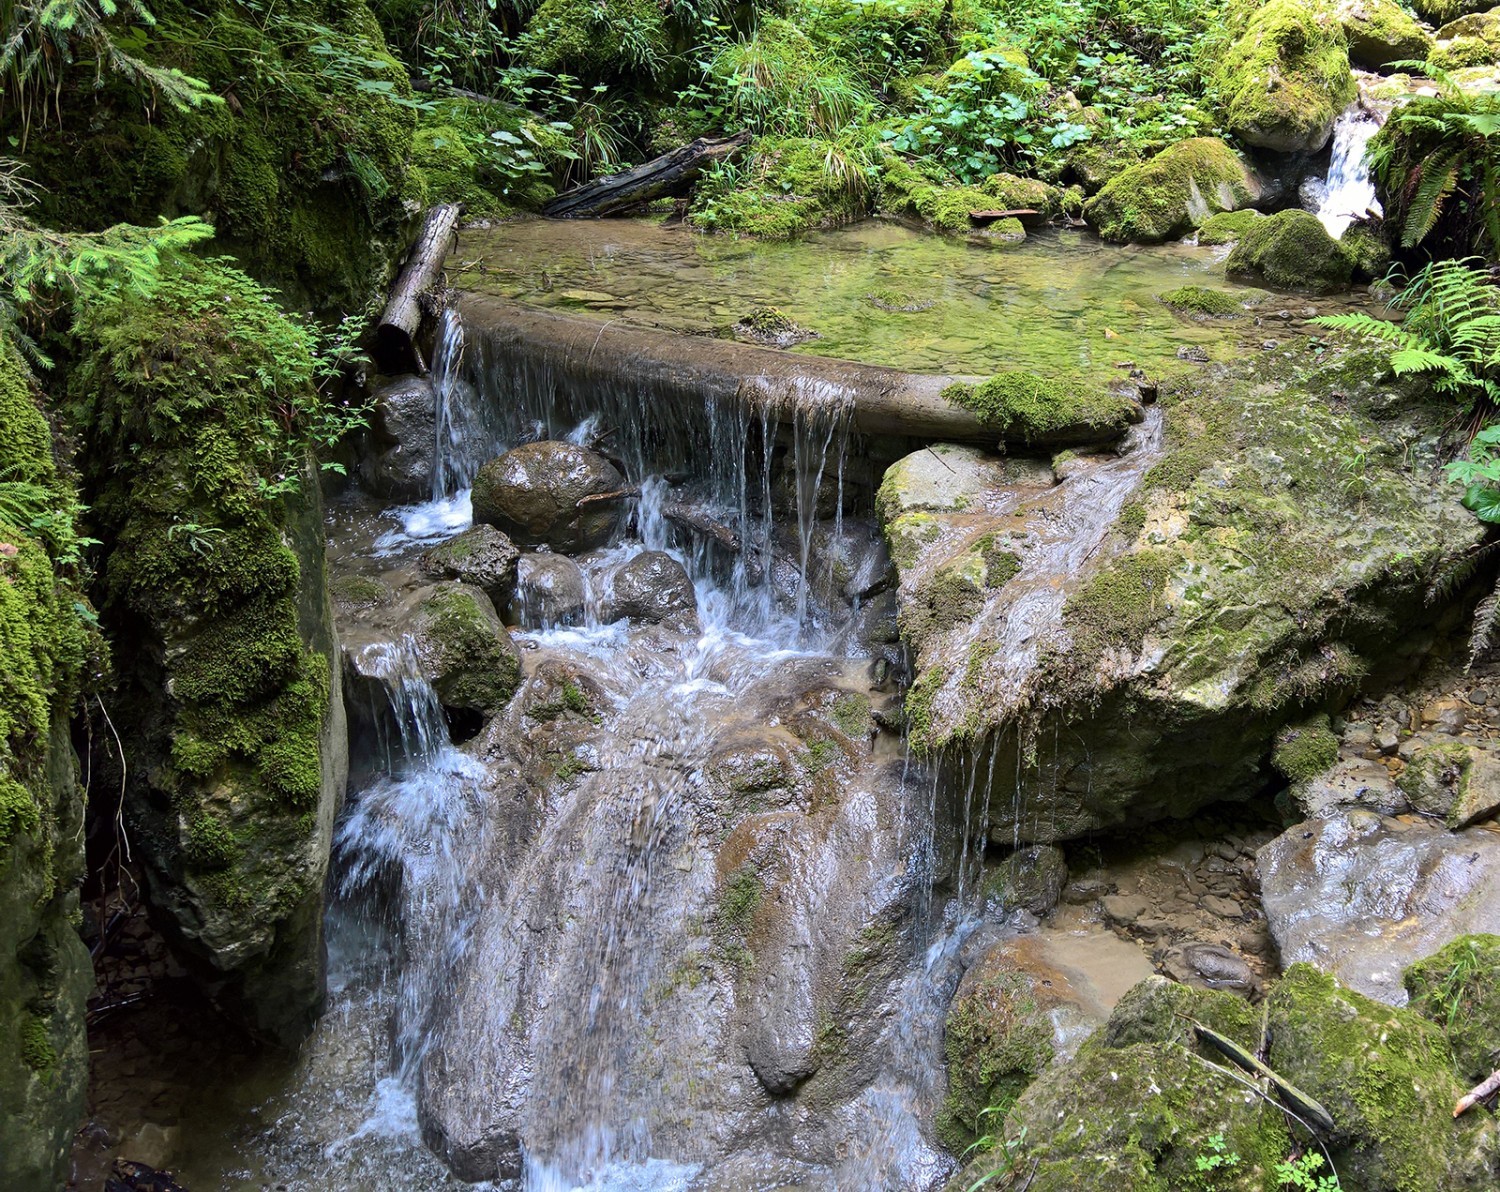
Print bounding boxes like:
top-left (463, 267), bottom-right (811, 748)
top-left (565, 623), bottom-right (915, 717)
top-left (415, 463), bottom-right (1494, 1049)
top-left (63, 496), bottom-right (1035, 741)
top-left (886, 346), bottom-right (1483, 844)
top-left (1215, 0), bottom-right (1358, 154)
top-left (0, 340), bottom-right (96, 1188)
top-left (1083, 137), bottom-right (1260, 244)
top-left (65, 259), bottom-right (347, 1045)
top-left (14, 0), bottom-right (421, 311)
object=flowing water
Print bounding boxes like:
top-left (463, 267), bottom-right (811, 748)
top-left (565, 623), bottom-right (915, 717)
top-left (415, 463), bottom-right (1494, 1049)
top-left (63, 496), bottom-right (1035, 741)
top-left (1317, 103), bottom-right (1384, 240)
top-left (154, 219), bottom-right (1265, 1191)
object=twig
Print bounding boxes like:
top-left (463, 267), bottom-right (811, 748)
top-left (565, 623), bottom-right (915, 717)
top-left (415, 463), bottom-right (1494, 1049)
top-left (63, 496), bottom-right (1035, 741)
top-left (1455, 1066), bottom-right (1500, 1117)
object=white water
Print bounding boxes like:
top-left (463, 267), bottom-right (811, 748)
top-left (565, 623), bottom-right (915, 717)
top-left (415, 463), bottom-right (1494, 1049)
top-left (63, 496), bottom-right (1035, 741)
top-left (1317, 104), bottom-right (1383, 240)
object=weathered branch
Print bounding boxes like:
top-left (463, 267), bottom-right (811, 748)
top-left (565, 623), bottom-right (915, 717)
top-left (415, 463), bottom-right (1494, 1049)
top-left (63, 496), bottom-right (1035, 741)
top-left (542, 133), bottom-right (751, 219)
top-left (1194, 1024), bottom-right (1337, 1134)
top-left (374, 203), bottom-right (463, 376)
top-left (576, 487), bottom-right (641, 508)
top-left (1455, 1066), bottom-right (1500, 1117)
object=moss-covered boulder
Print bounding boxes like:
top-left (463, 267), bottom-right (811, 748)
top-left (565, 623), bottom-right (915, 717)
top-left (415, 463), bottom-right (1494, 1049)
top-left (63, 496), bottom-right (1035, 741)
top-left (419, 525), bottom-right (522, 607)
top-left (1338, 0), bottom-right (1437, 69)
top-left (981, 845), bottom-right (1068, 916)
top-left (1159, 285), bottom-right (1252, 317)
top-left (1083, 137), bottom-right (1260, 243)
top-left (1431, 32), bottom-right (1500, 68)
top-left (1404, 935), bottom-right (1500, 1084)
top-left (879, 156), bottom-right (998, 235)
top-left (1415, 0), bottom-right (1495, 24)
top-left (1215, 0), bottom-right (1358, 154)
top-left (1343, 218), bottom-right (1395, 281)
top-left (980, 172), bottom-right (1061, 213)
top-left (1227, 209), bottom-right (1356, 292)
top-left (1197, 207), bottom-right (1267, 245)
top-left (411, 583), bottom-right (521, 715)
top-left (941, 373), bottom-right (1142, 445)
top-left (1397, 740), bottom-right (1500, 827)
top-left (516, 0), bottom-right (669, 78)
top-left (1266, 964), bottom-right (1500, 1190)
top-left (0, 339), bottom-right (95, 1189)
top-left (688, 137), bottom-right (872, 238)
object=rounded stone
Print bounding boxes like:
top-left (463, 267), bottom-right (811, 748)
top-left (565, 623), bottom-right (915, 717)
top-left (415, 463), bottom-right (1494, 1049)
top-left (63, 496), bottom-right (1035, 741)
top-left (604, 551), bottom-right (696, 624)
top-left (508, 553), bottom-right (586, 629)
top-left (471, 442), bottom-right (623, 552)
top-left (418, 524), bottom-right (521, 606)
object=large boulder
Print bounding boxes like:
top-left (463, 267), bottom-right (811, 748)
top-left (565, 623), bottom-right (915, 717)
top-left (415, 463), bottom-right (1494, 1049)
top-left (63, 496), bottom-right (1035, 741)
top-left (410, 582), bottom-right (521, 715)
top-left (471, 441), bottom-right (623, 552)
top-left (1338, 0), bottom-right (1436, 69)
top-left (1227, 208), bottom-right (1356, 292)
top-left (889, 347), bottom-right (1483, 845)
top-left (1083, 137), bottom-right (1260, 243)
top-left (1258, 810), bottom-right (1500, 1003)
top-left (1215, 0), bottom-right (1357, 153)
top-left (418, 524), bottom-right (521, 607)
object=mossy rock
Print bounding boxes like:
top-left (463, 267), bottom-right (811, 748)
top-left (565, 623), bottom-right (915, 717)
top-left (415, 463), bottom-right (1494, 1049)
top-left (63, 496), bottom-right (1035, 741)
top-left (879, 156), bottom-right (997, 234)
top-left (1215, 0), bottom-right (1357, 153)
top-left (980, 844), bottom-right (1067, 916)
top-left (418, 524), bottom-right (521, 606)
top-left (1404, 934), bottom-right (1500, 1084)
top-left (1266, 963), bottom-right (1500, 1191)
top-left (688, 136), bottom-right (871, 238)
top-left (979, 172), bottom-right (1061, 213)
top-left (1414, 0), bottom-right (1495, 24)
top-left (1431, 33), bottom-right (1500, 70)
top-left (1342, 219), bottom-right (1394, 282)
top-left (1271, 714), bottom-right (1340, 782)
top-left (1197, 207), bottom-right (1267, 245)
top-left (1339, 0), bottom-right (1436, 70)
top-left (942, 373), bottom-right (1140, 445)
top-left (1227, 209), bottom-right (1355, 293)
top-left (1159, 285), bottom-right (1248, 317)
top-left (1083, 137), bottom-right (1259, 244)
top-left (411, 583), bottom-right (521, 716)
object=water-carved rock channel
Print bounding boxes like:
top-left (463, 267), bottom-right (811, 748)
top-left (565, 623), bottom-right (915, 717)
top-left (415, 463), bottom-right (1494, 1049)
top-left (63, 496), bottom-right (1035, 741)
top-left (73, 220), bottom-right (1500, 1192)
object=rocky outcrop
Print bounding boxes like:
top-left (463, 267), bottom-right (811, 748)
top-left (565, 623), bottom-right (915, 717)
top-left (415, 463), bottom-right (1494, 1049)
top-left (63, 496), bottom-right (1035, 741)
top-left (1083, 137), bottom-right (1261, 243)
top-left (889, 347), bottom-right (1482, 845)
top-left (1258, 810), bottom-right (1500, 1004)
top-left (1215, 0), bottom-right (1357, 153)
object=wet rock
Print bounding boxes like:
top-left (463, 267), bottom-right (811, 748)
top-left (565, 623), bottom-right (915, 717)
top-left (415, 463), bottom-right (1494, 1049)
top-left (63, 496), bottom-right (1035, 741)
top-left (418, 524), bottom-right (521, 606)
top-left (1102, 893), bottom-right (1148, 925)
top-left (1155, 942), bottom-right (1257, 994)
top-left (358, 373), bottom-right (436, 502)
top-left (410, 582), bottom-right (521, 715)
top-left (1257, 810), bottom-right (1500, 1003)
top-left (1338, 0), bottom-right (1434, 70)
top-left (1265, 963), bottom-right (1500, 1191)
top-left (1404, 934), bottom-right (1500, 1084)
top-left (1399, 740), bottom-right (1500, 828)
top-left (1293, 756), bottom-right (1407, 817)
top-left (1063, 879), bottom-right (1109, 904)
top-left (508, 553), bottom-right (585, 629)
top-left (1199, 894), bottom-right (1244, 920)
top-left (981, 845), bottom-right (1068, 917)
top-left (602, 550), bottom-right (696, 625)
top-left (471, 441), bottom-right (623, 552)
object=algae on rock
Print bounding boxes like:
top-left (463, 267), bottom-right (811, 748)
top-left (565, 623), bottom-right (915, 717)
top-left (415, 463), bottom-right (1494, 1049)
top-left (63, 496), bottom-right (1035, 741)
top-left (1228, 209), bottom-right (1356, 292)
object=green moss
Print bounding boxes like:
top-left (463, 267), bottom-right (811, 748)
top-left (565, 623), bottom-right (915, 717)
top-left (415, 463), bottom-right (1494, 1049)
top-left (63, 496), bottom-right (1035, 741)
top-left (1061, 549), bottom-right (1175, 667)
top-left (19, 1016), bottom-right (56, 1076)
top-left (1403, 935), bottom-right (1500, 1084)
top-left (1271, 714), bottom-right (1339, 782)
top-left (1196, 208), bottom-right (1266, 245)
top-left (944, 373), bottom-right (1137, 444)
top-left (329, 574), bottom-right (390, 609)
top-left (832, 692), bottom-right (873, 738)
top-left (183, 814), bottom-right (237, 870)
top-left (519, 0), bottom-right (668, 76)
top-left (879, 156), bottom-right (996, 234)
top-left (1341, 221), bottom-right (1393, 282)
top-left (1415, 0), bottom-right (1493, 23)
top-left (905, 662), bottom-right (949, 751)
top-left (1083, 138), bottom-right (1256, 244)
top-left (1159, 285), bottom-right (1245, 318)
top-left (1342, 0), bottom-right (1434, 69)
top-left (983, 546), bottom-right (1022, 589)
top-left (1432, 34), bottom-right (1500, 70)
top-left (1227, 209), bottom-right (1355, 293)
top-left (980, 172), bottom-right (1060, 213)
top-left (417, 585), bottom-right (521, 713)
top-left (1214, 0), bottom-right (1357, 154)
top-left (408, 100), bottom-right (564, 216)
top-left (717, 864), bottom-right (764, 948)
top-left (1117, 501), bottom-right (1147, 536)
top-left (688, 136), bottom-right (871, 238)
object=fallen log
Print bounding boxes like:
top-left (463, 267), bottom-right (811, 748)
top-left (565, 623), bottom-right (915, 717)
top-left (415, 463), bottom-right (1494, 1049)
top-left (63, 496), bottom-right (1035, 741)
top-left (1194, 1024), bottom-right (1336, 1134)
top-left (374, 202), bottom-right (463, 376)
top-left (542, 132), bottom-right (751, 219)
top-left (970, 208), bottom-right (1044, 226)
top-left (457, 295), bottom-right (1142, 447)
top-left (1454, 1066), bottom-right (1500, 1117)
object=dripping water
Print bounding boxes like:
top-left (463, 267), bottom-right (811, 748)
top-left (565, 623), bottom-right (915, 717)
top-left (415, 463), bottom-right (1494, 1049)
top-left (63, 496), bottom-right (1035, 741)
top-left (1317, 103), bottom-right (1384, 240)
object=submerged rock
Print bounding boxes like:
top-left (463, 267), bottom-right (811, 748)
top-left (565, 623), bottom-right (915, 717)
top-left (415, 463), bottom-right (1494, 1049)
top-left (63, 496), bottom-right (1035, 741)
top-left (471, 441), bottom-right (623, 552)
top-left (1257, 810), bottom-right (1500, 1003)
top-left (418, 524), bottom-right (521, 606)
top-left (1083, 137), bottom-right (1260, 244)
top-left (602, 550), bottom-right (696, 625)
top-left (1227, 209), bottom-right (1356, 292)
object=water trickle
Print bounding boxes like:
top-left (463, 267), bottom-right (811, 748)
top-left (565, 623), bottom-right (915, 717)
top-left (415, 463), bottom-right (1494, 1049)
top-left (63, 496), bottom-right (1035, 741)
top-left (1317, 104), bottom-right (1384, 240)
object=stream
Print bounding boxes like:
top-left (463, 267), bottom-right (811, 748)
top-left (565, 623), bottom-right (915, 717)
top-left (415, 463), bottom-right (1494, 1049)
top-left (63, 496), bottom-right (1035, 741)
top-left (81, 219), bottom-right (1354, 1191)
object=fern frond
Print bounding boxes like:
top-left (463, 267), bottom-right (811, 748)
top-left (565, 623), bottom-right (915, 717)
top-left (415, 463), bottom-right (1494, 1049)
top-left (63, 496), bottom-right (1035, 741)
top-left (1404, 153), bottom-right (1461, 248)
top-left (1469, 576), bottom-right (1500, 669)
top-left (1427, 538), bottom-right (1500, 604)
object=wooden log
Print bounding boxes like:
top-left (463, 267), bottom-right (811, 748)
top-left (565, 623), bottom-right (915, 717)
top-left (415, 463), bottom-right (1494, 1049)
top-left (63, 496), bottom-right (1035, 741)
top-left (1454, 1066), bottom-right (1500, 1117)
top-left (1194, 1024), bottom-right (1337, 1134)
top-left (374, 203), bottom-right (463, 376)
top-left (542, 132), bottom-right (751, 219)
top-left (970, 208), bottom-right (1042, 224)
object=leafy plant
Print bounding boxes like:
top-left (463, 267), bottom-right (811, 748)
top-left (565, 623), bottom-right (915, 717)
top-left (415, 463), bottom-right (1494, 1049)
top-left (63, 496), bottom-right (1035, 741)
top-left (1275, 1149), bottom-right (1340, 1191)
top-left (706, 19), bottom-right (872, 137)
top-left (1369, 65), bottom-right (1500, 257)
top-left (960, 1101), bottom-right (1029, 1190)
top-left (1194, 1132), bottom-right (1241, 1189)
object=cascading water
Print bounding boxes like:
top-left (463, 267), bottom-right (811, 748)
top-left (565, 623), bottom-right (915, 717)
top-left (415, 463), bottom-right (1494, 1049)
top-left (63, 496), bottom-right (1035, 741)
top-left (1317, 103), bottom-right (1384, 240)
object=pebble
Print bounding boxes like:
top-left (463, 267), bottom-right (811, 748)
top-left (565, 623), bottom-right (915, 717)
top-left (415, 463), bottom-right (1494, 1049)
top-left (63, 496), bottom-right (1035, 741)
top-left (1261, 339), bottom-right (1280, 350)
top-left (1472, 689), bottom-right (1490, 707)
top-left (1376, 728), bottom-right (1400, 755)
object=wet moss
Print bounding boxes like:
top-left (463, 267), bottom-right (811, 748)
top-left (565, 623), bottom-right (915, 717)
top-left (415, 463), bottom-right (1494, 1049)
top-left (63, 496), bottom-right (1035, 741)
top-left (980, 172), bottom-right (1060, 213)
top-left (1159, 285), bottom-right (1245, 317)
top-left (1271, 714), bottom-right (1339, 782)
top-left (416, 584), bottom-right (521, 714)
top-left (1083, 138), bottom-right (1256, 244)
top-left (1342, 0), bottom-right (1434, 69)
top-left (1228, 209), bottom-right (1355, 294)
top-left (1403, 935), bottom-right (1500, 1085)
top-left (688, 136), bottom-right (871, 239)
top-left (1196, 208), bottom-right (1266, 245)
top-left (879, 156), bottom-right (996, 234)
top-left (1431, 33), bottom-right (1499, 70)
top-left (19, 1016), bottom-right (56, 1076)
top-left (1342, 221), bottom-right (1394, 282)
top-left (943, 373), bottom-right (1137, 444)
top-left (832, 692), bottom-right (873, 738)
top-left (1063, 549), bottom-right (1176, 659)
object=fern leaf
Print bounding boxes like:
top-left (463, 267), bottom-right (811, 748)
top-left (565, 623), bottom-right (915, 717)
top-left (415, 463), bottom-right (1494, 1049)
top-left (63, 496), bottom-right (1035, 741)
top-left (1470, 577), bottom-right (1500, 669)
top-left (1428, 539), bottom-right (1500, 604)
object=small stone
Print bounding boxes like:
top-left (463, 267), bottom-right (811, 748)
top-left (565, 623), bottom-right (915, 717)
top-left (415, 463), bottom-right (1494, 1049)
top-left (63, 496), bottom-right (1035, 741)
top-left (1176, 345), bottom-right (1210, 363)
top-left (1261, 339), bottom-right (1280, 350)
top-left (1470, 689), bottom-right (1490, 707)
top-left (1201, 894), bottom-right (1244, 919)
top-left (1102, 894), bottom-right (1149, 924)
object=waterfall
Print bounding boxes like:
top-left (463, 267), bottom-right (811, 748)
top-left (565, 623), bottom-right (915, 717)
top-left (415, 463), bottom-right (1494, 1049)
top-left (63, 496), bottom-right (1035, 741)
top-left (1317, 104), bottom-right (1384, 240)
